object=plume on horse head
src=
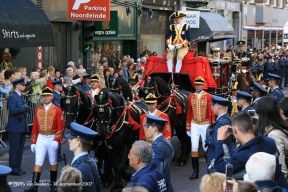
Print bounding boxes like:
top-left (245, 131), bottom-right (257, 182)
top-left (109, 77), bottom-right (132, 101)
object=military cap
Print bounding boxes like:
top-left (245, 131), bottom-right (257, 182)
top-left (258, 58), bottom-right (262, 61)
top-left (250, 82), bottom-right (267, 95)
top-left (0, 165), bottom-right (11, 182)
top-left (11, 77), bottom-right (26, 86)
top-left (236, 91), bottom-right (252, 101)
top-left (129, 73), bottom-right (138, 81)
top-left (211, 95), bottom-right (230, 106)
top-left (266, 73), bottom-right (281, 81)
top-left (52, 79), bottom-right (63, 86)
top-left (169, 11), bottom-right (187, 19)
top-left (101, 57), bottom-right (108, 62)
top-left (237, 41), bottom-right (245, 46)
top-left (65, 122), bottom-right (98, 142)
top-left (143, 114), bottom-right (168, 128)
top-left (145, 93), bottom-right (157, 104)
top-left (194, 76), bottom-right (205, 85)
top-left (274, 57), bottom-right (279, 60)
top-left (90, 74), bottom-right (100, 82)
top-left (135, 70), bottom-right (143, 75)
top-left (83, 73), bottom-right (91, 79)
top-left (41, 87), bottom-right (53, 96)
top-left (213, 48), bottom-right (221, 52)
top-left (281, 54), bottom-right (285, 57)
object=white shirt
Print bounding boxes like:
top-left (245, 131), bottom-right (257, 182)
top-left (91, 88), bottom-right (100, 97)
top-left (271, 86), bottom-right (279, 92)
top-left (148, 110), bottom-right (156, 116)
top-left (15, 90), bottom-right (22, 96)
top-left (44, 103), bottom-right (52, 111)
top-left (196, 91), bottom-right (203, 98)
top-left (176, 23), bottom-right (181, 29)
top-left (152, 133), bottom-right (163, 142)
top-left (71, 152), bottom-right (88, 165)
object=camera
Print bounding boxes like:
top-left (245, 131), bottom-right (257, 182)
top-left (226, 164), bottom-right (233, 192)
top-left (247, 110), bottom-right (257, 116)
top-left (228, 126), bottom-right (233, 134)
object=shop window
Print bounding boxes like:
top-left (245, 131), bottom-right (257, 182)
top-left (278, 31), bottom-right (283, 46)
top-left (249, 0), bottom-right (254, 3)
top-left (278, 0), bottom-right (283, 8)
top-left (263, 31), bottom-right (270, 49)
top-left (142, 38), bottom-right (164, 56)
top-left (255, 30), bottom-right (263, 49)
top-left (271, 30), bottom-right (277, 49)
top-left (247, 30), bottom-right (254, 50)
top-left (272, 0), bottom-right (276, 6)
top-left (265, 0), bottom-right (270, 4)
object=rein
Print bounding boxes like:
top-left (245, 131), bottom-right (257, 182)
top-left (105, 101), bottom-right (135, 139)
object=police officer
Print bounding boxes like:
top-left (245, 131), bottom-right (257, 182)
top-left (82, 74), bottom-right (91, 92)
top-left (52, 79), bottom-right (63, 108)
top-left (206, 95), bottom-right (232, 172)
top-left (236, 91), bottom-right (253, 111)
top-left (265, 56), bottom-right (274, 83)
top-left (144, 115), bottom-right (174, 192)
top-left (0, 165), bottom-right (12, 191)
top-left (6, 77), bottom-right (29, 176)
top-left (236, 41), bottom-right (252, 68)
top-left (213, 48), bottom-right (221, 60)
top-left (266, 73), bottom-right (284, 103)
top-left (273, 57), bottom-right (280, 75)
top-left (256, 58), bottom-right (264, 76)
top-left (279, 55), bottom-right (285, 89)
top-left (65, 122), bottom-right (101, 192)
top-left (284, 55), bottom-right (288, 87)
top-left (250, 82), bottom-right (267, 109)
top-left (251, 60), bottom-right (258, 78)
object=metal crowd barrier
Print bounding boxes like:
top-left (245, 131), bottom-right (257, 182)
top-left (0, 94), bottom-right (42, 147)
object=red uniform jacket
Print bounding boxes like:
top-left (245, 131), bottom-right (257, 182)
top-left (31, 104), bottom-right (64, 144)
top-left (139, 109), bottom-right (172, 142)
top-left (46, 77), bottom-right (53, 90)
top-left (186, 91), bottom-right (215, 131)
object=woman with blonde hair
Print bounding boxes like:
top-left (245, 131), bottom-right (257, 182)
top-left (57, 166), bottom-right (82, 192)
top-left (200, 172), bottom-right (225, 192)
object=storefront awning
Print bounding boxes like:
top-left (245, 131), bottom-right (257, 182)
top-left (191, 12), bottom-right (234, 42)
top-left (243, 25), bottom-right (284, 31)
top-left (0, 0), bottom-right (55, 48)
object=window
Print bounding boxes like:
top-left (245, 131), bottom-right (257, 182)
top-left (265, 0), bottom-right (270, 4)
top-left (272, 0), bottom-right (276, 6)
top-left (278, 0), bottom-right (283, 8)
top-left (249, 0), bottom-right (255, 3)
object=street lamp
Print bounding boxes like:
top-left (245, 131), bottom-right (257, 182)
top-left (126, 7), bottom-right (131, 16)
top-left (137, 8), bottom-right (142, 17)
top-left (148, 9), bottom-right (153, 18)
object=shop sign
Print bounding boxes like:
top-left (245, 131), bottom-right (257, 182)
top-left (283, 22), bottom-right (288, 43)
top-left (67, 0), bottom-right (110, 21)
top-left (208, 1), bottom-right (240, 12)
top-left (2, 29), bottom-right (36, 39)
top-left (226, 2), bottom-right (240, 12)
top-left (182, 11), bottom-right (200, 28)
top-left (94, 11), bottom-right (118, 37)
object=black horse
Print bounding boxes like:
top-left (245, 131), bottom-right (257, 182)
top-left (109, 77), bottom-right (133, 101)
top-left (61, 84), bottom-right (94, 129)
top-left (94, 85), bottom-right (141, 192)
top-left (139, 76), bottom-right (191, 166)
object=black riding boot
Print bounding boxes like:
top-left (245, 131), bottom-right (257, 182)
top-left (189, 157), bottom-right (199, 180)
top-left (50, 170), bottom-right (57, 192)
top-left (24, 172), bottom-right (41, 192)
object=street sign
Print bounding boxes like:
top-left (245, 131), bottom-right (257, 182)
top-left (94, 11), bottom-right (118, 37)
top-left (67, 0), bottom-right (110, 21)
top-left (182, 11), bottom-right (200, 28)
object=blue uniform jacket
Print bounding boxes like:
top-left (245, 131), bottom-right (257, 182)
top-left (206, 113), bottom-right (232, 171)
top-left (82, 84), bottom-right (91, 92)
top-left (214, 135), bottom-right (288, 189)
top-left (273, 62), bottom-right (280, 74)
top-left (52, 91), bottom-right (61, 108)
top-left (152, 135), bottom-right (174, 192)
top-left (257, 63), bottom-right (264, 73)
top-left (255, 180), bottom-right (288, 192)
top-left (166, 23), bottom-right (191, 44)
top-left (285, 60), bottom-right (288, 73)
top-left (271, 87), bottom-right (284, 103)
top-left (265, 61), bottom-right (274, 77)
top-left (6, 91), bottom-right (28, 133)
top-left (126, 163), bottom-right (168, 192)
top-left (251, 98), bottom-right (261, 109)
top-left (72, 154), bottom-right (100, 192)
top-left (251, 64), bottom-right (257, 74)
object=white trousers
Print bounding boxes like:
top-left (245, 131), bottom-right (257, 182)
top-left (190, 123), bottom-right (209, 152)
top-left (35, 134), bottom-right (57, 166)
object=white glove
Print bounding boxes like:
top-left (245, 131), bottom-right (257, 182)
top-left (31, 144), bottom-right (36, 153)
top-left (168, 44), bottom-right (175, 51)
top-left (186, 131), bottom-right (191, 137)
top-left (51, 141), bottom-right (59, 150)
top-left (175, 44), bottom-right (183, 49)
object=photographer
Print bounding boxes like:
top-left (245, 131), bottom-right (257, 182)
top-left (255, 96), bottom-right (288, 181)
top-left (213, 111), bottom-right (287, 189)
top-left (206, 95), bottom-right (233, 172)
